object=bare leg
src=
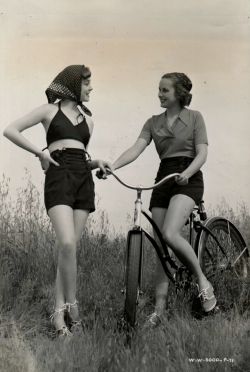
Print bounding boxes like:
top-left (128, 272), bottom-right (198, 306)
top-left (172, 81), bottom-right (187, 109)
top-left (52, 209), bottom-right (89, 304)
top-left (48, 205), bottom-right (77, 331)
top-left (48, 206), bottom-right (90, 330)
top-left (73, 209), bottom-right (89, 244)
top-left (49, 206), bottom-right (78, 302)
top-left (67, 209), bottom-right (89, 322)
top-left (151, 207), bottom-right (168, 316)
top-left (55, 241), bottom-right (65, 309)
top-left (162, 194), bottom-right (209, 289)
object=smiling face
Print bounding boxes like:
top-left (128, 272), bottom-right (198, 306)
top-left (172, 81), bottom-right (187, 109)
top-left (158, 78), bottom-right (179, 109)
top-left (80, 78), bottom-right (93, 102)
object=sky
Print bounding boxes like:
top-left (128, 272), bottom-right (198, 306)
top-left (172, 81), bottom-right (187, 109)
top-left (0, 0), bottom-right (250, 232)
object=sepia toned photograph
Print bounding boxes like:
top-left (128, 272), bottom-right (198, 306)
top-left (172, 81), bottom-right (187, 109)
top-left (0, 1), bottom-right (249, 371)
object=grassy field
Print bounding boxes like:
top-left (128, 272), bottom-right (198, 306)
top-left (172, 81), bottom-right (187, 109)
top-left (0, 174), bottom-right (249, 372)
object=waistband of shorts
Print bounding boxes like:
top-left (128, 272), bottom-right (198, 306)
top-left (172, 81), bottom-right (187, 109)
top-left (50, 148), bottom-right (91, 161)
top-left (160, 156), bottom-right (194, 165)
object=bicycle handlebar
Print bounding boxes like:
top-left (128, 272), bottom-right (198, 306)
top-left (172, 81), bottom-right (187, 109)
top-left (106, 170), bottom-right (180, 191)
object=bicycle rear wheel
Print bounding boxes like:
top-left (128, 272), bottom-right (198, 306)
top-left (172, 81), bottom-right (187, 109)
top-left (197, 217), bottom-right (249, 310)
top-left (124, 230), bottom-right (143, 327)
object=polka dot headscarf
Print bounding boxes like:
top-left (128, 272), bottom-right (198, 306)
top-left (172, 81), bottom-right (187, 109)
top-left (45, 65), bottom-right (92, 116)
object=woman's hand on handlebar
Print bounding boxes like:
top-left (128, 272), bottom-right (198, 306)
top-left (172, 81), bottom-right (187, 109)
top-left (175, 172), bottom-right (189, 185)
top-left (95, 160), bottom-right (114, 179)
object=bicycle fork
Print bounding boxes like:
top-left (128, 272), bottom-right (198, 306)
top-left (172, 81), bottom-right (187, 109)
top-left (133, 190), bottom-right (145, 295)
top-left (133, 189), bottom-right (142, 229)
top-left (122, 190), bottom-right (145, 297)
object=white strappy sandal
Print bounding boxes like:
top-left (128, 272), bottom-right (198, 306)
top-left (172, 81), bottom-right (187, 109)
top-left (50, 304), bottom-right (72, 337)
top-left (65, 300), bottom-right (84, 333)
top-left (146, 312), bottom-right (162, 327)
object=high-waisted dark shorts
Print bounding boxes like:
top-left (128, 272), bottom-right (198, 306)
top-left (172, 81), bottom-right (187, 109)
top-left (44, 148), bottom-right (95, 213)
top-left (149, 156), bottom-right (204, 211)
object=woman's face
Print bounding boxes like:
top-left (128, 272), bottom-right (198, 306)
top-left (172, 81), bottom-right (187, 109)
top-left (158, 78), bottom-right (178, 108)
top-left (80, 78), bottom-right (93, 102)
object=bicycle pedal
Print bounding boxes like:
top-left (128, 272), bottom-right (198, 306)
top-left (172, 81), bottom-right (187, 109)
top-left (213, 305), bottom-right (220, 313)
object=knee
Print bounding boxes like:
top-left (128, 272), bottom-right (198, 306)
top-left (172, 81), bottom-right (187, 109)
top-left (162, 229), bottom-right (177, 247)
top-left (59, 239), bottom-right (76, 259)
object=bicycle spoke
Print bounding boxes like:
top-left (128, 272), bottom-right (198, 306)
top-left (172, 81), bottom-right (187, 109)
top-left (232, 246), bottom-right (247, 266)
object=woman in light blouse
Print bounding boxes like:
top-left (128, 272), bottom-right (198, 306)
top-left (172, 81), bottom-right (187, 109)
top-left (111, 72), bottom-right (216, 325)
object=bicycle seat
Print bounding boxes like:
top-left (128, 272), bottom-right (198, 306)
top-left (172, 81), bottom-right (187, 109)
top-left (185, 201), bottom-right (206, 225)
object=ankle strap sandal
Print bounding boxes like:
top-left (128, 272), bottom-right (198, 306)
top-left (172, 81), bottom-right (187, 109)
top-left (65, 300), bottom-right (84, 333)
top-left (65, 300), bottom-right (78, 312)
top-left (50, 304), bottom-right (72, 337)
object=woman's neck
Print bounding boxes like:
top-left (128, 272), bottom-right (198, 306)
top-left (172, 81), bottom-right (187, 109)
top-left (166, 104), bottom-right (182, 117)
top-left (61, 99), bottom-right (79, 110)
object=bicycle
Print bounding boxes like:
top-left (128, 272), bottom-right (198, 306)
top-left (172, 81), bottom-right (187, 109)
top-left (108, 170), bottom-right (249, 327)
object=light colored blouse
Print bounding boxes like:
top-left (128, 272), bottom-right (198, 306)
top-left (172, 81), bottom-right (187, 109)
top-left (138, 108), bottom-right (208, 159)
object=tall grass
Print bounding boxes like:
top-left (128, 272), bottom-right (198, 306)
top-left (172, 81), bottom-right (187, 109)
top-left (0, 173), bottom-right (249, 372)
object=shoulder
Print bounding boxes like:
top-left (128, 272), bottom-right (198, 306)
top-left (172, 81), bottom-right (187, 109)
top-left (5, 103), bottom-right (57, 131)
top-left (37, 103), bottom-right (57, 114)
top-left (188, 108), bottom-right (204, 120)
top-left (192, 110), bottom-right (206, 127)
top-left (26, 103), bottom-right (54, 117)
top-left (151, 111), bottom-right (165, 121)
top-left (146, 111), bottom-right (165, 126)
top-left (33, 103), bottom-right (59, 120)
top-left (40, 103), bottom-right (60, 125)
top-left (181, 108), bottom-right (206, 126)
top-left (26, 103), bottom-right (57, 122)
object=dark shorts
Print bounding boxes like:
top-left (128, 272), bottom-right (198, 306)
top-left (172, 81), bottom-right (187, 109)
top-left (149, 156), bottom-right (204, 211)
top-left (44, 148), bottom-right (95, 214)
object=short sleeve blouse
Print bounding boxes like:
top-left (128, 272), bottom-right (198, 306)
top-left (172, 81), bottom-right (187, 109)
top-left (138, 108), bottom-right (208, 159)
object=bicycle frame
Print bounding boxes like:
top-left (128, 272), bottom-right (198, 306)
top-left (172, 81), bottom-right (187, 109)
top-left (130, 187), bottom-right (180, 285)
top-left (107, 170), bottom-right (248, 293)
top-left (109, 171), bottom-right (250, 327)
top-left (129, 189), bottom-right (248, 290)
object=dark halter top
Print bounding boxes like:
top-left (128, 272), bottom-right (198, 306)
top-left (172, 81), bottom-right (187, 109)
top-left (46, 101), bottom-right (90, 148)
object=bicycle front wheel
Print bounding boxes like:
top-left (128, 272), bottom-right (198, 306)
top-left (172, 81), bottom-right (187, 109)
top-left (197, 217), bottom-right (249, 309)
top-left (124, 230), bottom-right (143, 327)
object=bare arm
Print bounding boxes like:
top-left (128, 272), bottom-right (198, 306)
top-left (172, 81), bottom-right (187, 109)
top-left (85, 116), bottom-right (94, 153)
top-left (3, 104), bottom-right (50, 157)
top-left (183, 144), bottom-right (208, 177)
top-left (112, 138), bottom-right (148, 170)
top-left (85, 117), bottom-right (113, 174)
top-left (85, 117), bottom-right (100, 169)
top-left (180, 111), bottom-right (208, 178)
top-left (176, 144), bottom-right (208, 185)
top-left (3, 104), bottom-right (60, 170)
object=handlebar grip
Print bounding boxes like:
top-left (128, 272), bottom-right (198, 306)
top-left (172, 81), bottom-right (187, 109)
top-left (95, 167), bottom-right (112, 179)
top-left (96, 169), bottom-right (104, 179)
